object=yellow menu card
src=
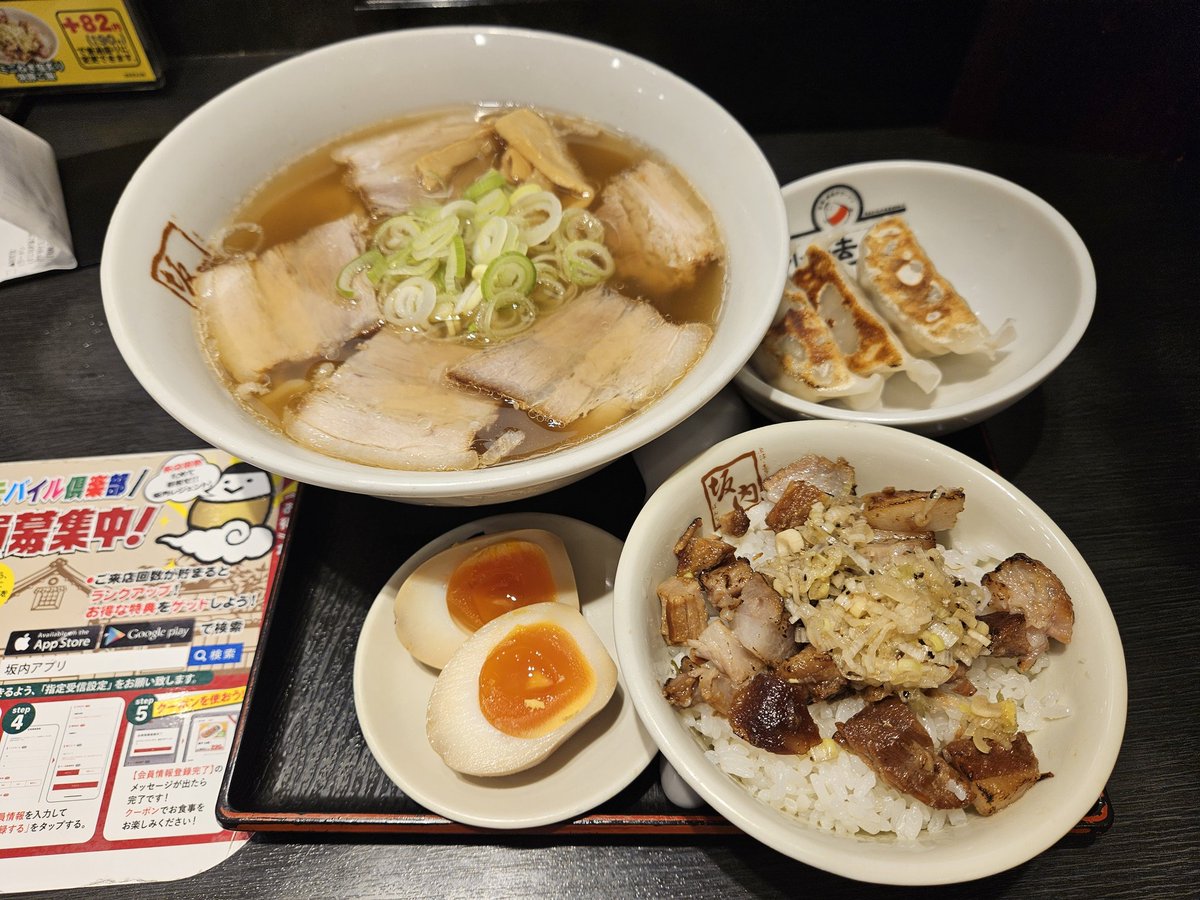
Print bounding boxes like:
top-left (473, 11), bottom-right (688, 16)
top-left (0, 0), bottom-right (159, 91)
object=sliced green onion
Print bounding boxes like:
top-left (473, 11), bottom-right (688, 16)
top-left (379, 252), bottom-right (438, 279)
top-left (439, 200), bottom-right (476, 221)
top-left (410, 215), bottom-right (459, 261)
top-left (472, 217), bottom-right (513, 266)
top-left (346, 166), bottom-right (617, 343)
top-left (562, 239), bottom-right (615, 286)
top-left (382, 277), bottom-right (437, 328)
top-left (442, 235), bottom-right (467, 293)
top-left (502, 221), bottom-right (526, 256)
top-left (508, 183), bottom-right (544, 205)
top-left (510, 189), bottom-right (563, 246)
top-left (336, 249), bottom-right (382, 298)
top-left (374, 215), bottom-right (421, 252)
top-left (455, 280), bottom-right (484, 315)
top-left (477, 292), bottom-right (537, 340)
top-left (473, 187), bottom-right (510, 223)
top-left (481, 251), bottom-right (536, 301)
top-left (558, 207), bottom-right (605, 244)
top-left (463, 169), bottom-right (507, 202)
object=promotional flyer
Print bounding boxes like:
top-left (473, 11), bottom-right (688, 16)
top-left (0, 448), bottom-right (295, 892)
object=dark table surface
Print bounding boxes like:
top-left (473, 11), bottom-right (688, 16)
top-left (3, 50), bottom-right (1198, 900)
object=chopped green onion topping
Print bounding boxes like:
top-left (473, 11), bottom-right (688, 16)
top-left (338, 172), bottom-right (614, 342)
top-left (463, 169), bottom-right (508, 202)
top-left (336, 249), bottom-right (382, 298)
top-left (481, 252), bottom-right (536, 301)
top-left (562, 239), bottom-right (615, 286)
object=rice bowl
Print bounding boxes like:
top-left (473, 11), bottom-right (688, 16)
top-left (613, 421), bottom-right (1125, 884)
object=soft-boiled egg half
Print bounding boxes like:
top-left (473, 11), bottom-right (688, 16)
top-left (394, 529), bottom-right (579, 669)
top-left (426, 601), bottom-right (617, 777)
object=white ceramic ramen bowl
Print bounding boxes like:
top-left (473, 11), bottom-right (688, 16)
top-left (100, 27), bottom-right (788, 505)
top-left (734, 161), bottom-right (1095, 435)
top-left (613, 420), bottom-right (1125, 884)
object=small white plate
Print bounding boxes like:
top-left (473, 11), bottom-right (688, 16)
top-left (353, 512), bottom-right (657, 829)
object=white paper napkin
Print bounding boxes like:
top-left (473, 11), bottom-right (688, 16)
top-left (0, 114), bottom-right (76, 283)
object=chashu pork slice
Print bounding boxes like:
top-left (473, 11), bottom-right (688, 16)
top-left (333, 111), bottom-right (488, 214)
top-left (284, 329), bottom-right (502, 470)
top-left (447, 287), bottom-right (712, 427)
top-left (594, 160), bottom-right (723, 294)
top-left (195, 215), bottom-right (380, 387)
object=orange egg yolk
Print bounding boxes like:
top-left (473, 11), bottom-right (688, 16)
top-left (446, 540), bottom-right (558, 633)
top-left (477, 622), bottom-right (595, 738)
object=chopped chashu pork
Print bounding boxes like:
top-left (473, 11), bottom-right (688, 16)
top-left (283, 330), bottom-right (501, 470)
top-left (195, 215), bottom-right (380, 386)
top-left (687, 620), bottom-right (762, 687)
top-left (594, 159), bottom-right (723, 294)
top-left (663, 657), bottom-right (735, 716)
top-left (717, 500), bottom-right (750, 536)
top-left (983, 553), bottom-right (1074, 656)
top-left (833, 696), bottom-right (971, 810)
top-left (983, 554), bottom-right (1074, 642)
top-left (729, 575), bottom-right (796, 664)
top-left (729, 671), bottom-right (821, 755)
top-left (939, 662), bottom-right (978, 697)
top-left (692, 554), bottom-right (796, 664)
top-left (332, 111), bottom-right (485, 214)
top-left (657, 575), bottom-right (707, 645)
top-left (859, 527), bottom-right (936, 567)
top-left (700, 558), bottom-right (756, 611)
top-left (764, 478), bottom-right (829, 532)
top-left (448, 287), bottom-right (711, 427)
top-left (942, 732), bottom-right (1044, 816)
top-left (762, 454), bottom-right (856, 504)
top-left (776, 646), bottom-right (848, 704)
top-left (978, 610), bottom-right (1046, 671)
top-left (862, 486), bottom-right (966, 533)
top-left (674, 518), bottom-right (734, 576)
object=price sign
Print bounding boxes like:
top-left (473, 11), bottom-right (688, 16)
top-left (0, 0), bottom-right (160, 92)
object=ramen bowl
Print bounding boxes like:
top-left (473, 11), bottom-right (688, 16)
top-left (101, 27), bottom-right (787, 504)
top-left (613, 420), bottom-right (1125, 884)
top-left (734, 161), bottom-right (1095, 434)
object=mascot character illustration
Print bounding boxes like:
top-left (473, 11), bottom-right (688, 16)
top-left (188, 462), bottom-right (274, 531)
top-left (158, 462), bottom-right (277, 565)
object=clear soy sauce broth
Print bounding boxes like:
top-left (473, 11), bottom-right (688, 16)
top-left (207, 105), bottom-right (726, 467)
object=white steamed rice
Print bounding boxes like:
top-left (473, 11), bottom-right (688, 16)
top-left (679, 654), bottom-right (1068, 840)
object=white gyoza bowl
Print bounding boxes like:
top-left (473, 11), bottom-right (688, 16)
top-left (734, 161), bottom-right (1095, 435)
top-left (100, 27), bottom-right (787, 505)
top-left (613, 420), bottom-right (1126, 884)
